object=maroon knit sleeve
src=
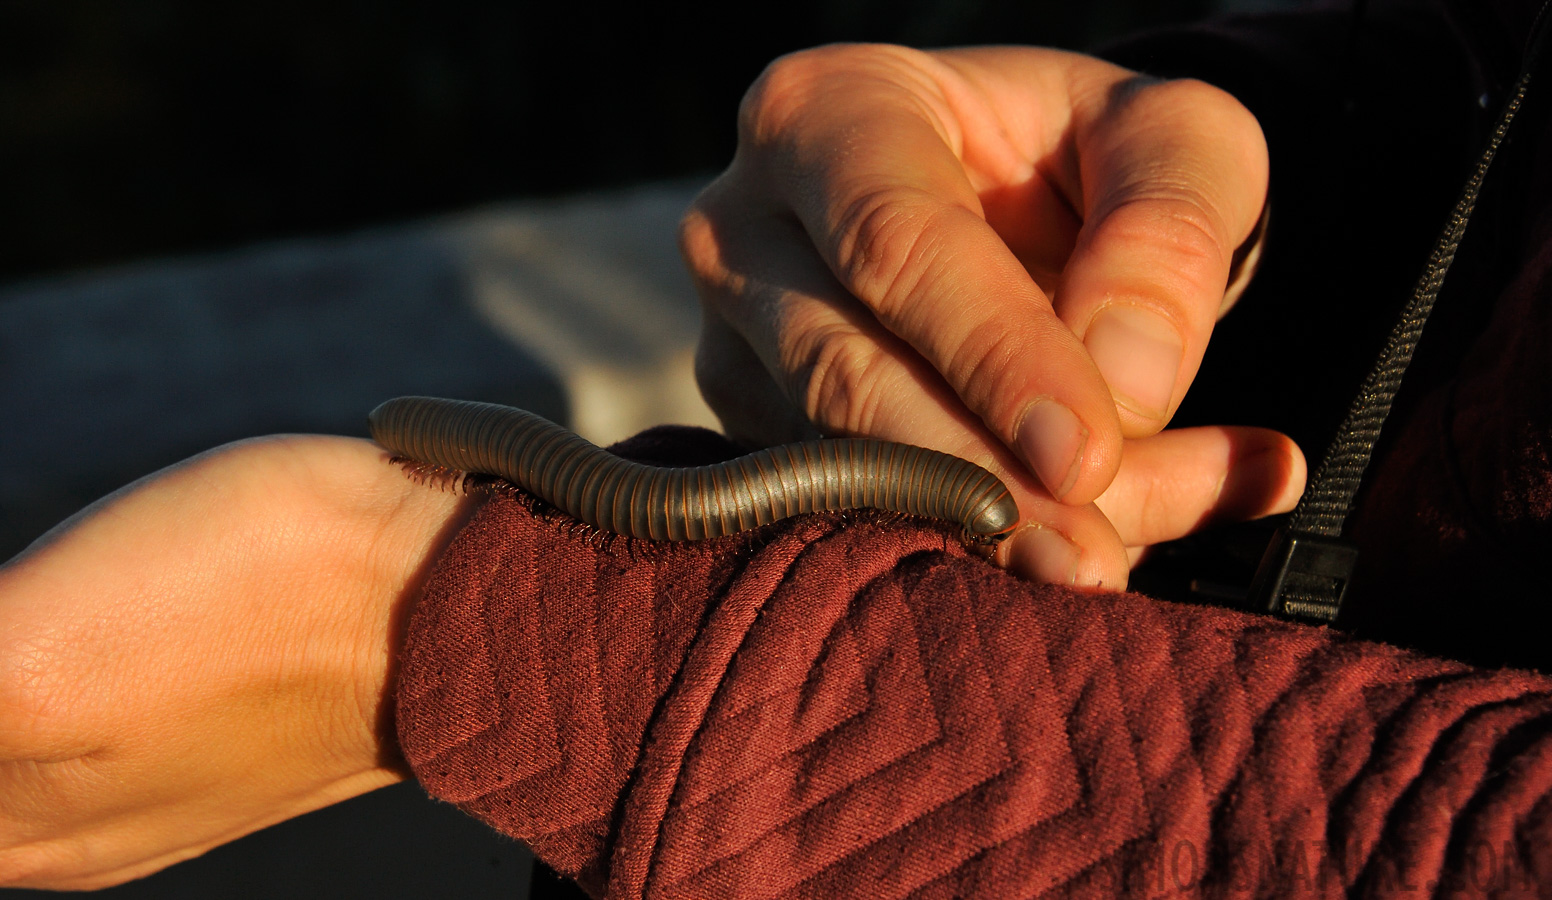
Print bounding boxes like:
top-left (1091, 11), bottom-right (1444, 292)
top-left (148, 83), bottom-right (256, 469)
top-left (395, 429), bottom-right (1552, 899)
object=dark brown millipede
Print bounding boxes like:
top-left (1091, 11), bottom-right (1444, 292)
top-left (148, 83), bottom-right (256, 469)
top-left (369, 396), bottom-right (1020, 544)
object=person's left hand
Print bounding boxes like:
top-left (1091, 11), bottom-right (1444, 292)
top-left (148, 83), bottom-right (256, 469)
top-left (0, 436), bottom-right (474, 890)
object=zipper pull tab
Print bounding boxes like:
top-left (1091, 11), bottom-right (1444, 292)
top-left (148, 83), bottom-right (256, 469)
top-left (1246, 528), bottom-right (1358, 623)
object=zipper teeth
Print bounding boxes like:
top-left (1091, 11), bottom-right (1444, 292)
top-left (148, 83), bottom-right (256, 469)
top-left (1287, 63), bottom-right (1535, 541)
top-left (1247, 7), bottom-right (1551, 624)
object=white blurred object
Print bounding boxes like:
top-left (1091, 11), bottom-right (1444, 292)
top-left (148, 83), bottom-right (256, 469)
top-left (443, 179), bottom-right (718, 444)
top-left (0, 177), bottom-right (717, 556)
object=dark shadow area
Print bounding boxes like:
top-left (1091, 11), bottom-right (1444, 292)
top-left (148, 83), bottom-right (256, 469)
top-left (1, 784), bottom-right (533, 899)
top-left (0, 0), bottom-right (1225, 286)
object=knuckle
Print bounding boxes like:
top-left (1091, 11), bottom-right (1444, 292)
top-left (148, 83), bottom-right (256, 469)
top-left (1128, 76), bottom-right (1257, 137)
top-left (738, 48), bottom-right (833, 146)
top-left (1173, 79), bottom-right (1269, 152)
top-left (831, 187), bottom-right (945, 315)
top-left (1102, 194), bottom-right (1228, 272)
top-left (1114, 78), bottom-right (1267, 221)
top-left (676, 202), bottom-right (723, 286)
top-left (945, 318), bottom-right (1031, 419)
top-left (1151, 198), bottom-right (1226, 265)
top-left (678, 180), bottom-right (755, 306)
top-left (1150, 76), bottom-right (1239, 112)
top-left (793, 325), bottom-right (896, 436)
top-left (1136, 476), bottom-right (1173, 543)
top-left (738, 44), bottom-right (891, 146)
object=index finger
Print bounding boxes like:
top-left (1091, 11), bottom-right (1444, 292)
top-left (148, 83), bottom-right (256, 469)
top-left (1052, 72), bottom-right (1270, 435)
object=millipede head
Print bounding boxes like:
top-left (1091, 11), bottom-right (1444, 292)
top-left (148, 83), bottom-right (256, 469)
top-left (967, 491), bottom-right (1020, 539)
top-left (962, 529), bottom-right (1008, 559)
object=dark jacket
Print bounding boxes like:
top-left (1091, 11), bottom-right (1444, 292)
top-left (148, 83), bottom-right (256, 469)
top-left (1109, 0), bottom-right (1552, 671)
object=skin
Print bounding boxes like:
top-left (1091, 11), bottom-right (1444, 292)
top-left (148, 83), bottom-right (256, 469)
top-left (0, 44), bottom-right (1303, 889)
top-left (682, 44), bottom-right (1304, 586)
top-left (0, 437), bottom-right (475, 889)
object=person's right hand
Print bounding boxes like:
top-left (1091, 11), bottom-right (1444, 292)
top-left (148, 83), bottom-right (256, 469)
top-left (681, 44), bottom-right (1297, 588)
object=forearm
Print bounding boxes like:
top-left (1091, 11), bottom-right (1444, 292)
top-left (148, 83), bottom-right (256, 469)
top-left (397, 430), bottom-right (1552, 898)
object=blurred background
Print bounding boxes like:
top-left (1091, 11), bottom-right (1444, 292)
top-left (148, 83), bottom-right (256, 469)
top-left (1, 0), bottom-right (1293, 897)
top-left (0, 0), bottom-right (1299, 285)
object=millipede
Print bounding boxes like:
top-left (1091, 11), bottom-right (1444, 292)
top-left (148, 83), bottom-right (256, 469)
top-left (368, 396), bottom-right (1020, 545)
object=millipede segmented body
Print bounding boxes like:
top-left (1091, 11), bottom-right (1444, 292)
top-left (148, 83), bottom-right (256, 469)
top-left (369, 396), bottom-right (1020, 544)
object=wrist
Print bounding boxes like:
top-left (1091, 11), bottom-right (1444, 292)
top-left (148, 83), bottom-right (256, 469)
top-left (308, 438), bottom-right (484, 778)
top-left (0, 436), bottom-right (480, 889)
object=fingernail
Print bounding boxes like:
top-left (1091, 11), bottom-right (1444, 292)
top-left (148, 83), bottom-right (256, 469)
top-left (1085, 305), bottom-right (1183, 421)
top-left (1007, 525), bottom-right (1081, 586)
top-left (1016, 399), bottom-right (1088, 500)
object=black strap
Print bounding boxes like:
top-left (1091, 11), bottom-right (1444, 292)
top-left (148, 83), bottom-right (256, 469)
top-left (1250, 4), bottom-right (1549, 623)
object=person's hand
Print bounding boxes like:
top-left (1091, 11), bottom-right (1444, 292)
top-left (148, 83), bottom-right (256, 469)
top-left (681, 44), bottom-right (1300, 588)
top-left (0, 436), bottom-right (474, 889)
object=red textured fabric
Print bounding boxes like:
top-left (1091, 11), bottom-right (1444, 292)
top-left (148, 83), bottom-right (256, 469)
top-left (396, 430), bottom-right (1552, 898)
top-left (394, 4), bottom-right (1552, 894)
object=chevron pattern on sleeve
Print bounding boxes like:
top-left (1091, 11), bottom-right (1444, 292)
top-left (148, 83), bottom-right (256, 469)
top-left (397, 429), bottom-right (1552, 899)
